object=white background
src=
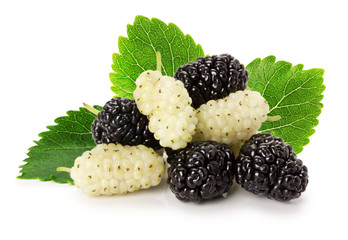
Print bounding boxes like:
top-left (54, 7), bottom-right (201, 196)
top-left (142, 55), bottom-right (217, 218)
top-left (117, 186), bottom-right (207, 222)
top-left (1, 0), bottom-right (347, 239)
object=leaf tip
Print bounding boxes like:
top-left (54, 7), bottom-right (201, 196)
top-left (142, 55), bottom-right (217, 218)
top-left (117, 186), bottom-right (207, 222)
top-left (318, 68), bottom-right (325, 76)
top-left (134, 15), bottom-right (148, 22)
top-left (264, 55), bottom-right (277, 63)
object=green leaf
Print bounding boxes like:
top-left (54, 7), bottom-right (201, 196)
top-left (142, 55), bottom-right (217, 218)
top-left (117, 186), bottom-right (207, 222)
top-left (18, 106), bottom-right (102, 183)
top-left (246, 56), bottom-right (325, 154)
top-left (110, 15), bottom-right (205, 99)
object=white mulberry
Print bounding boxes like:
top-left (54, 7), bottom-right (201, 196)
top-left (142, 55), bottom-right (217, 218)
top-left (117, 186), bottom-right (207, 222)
top-left (133, 54), bottom-right (197, 150)
top-left (193, 90), bottom-right (269, 153)
top-left (57, 144), bottom-right (165, 196)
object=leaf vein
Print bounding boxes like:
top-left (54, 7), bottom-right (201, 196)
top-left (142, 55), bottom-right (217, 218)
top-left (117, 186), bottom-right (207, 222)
top-left (262, 62), bottom-right (288, 96)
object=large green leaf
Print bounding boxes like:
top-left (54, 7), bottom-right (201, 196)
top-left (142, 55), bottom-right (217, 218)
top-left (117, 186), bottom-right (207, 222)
top-left (18, 106), bottom-right (101, 183)
top-left (246, 56), bottom-right (325, 154)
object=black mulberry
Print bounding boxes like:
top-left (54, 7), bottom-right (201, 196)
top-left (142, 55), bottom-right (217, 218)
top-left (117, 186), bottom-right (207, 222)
top-left (166, 141), bottom-right (235, 202)
top-left (174, 54), bottom-right (248, 108)
top-left (235, 133), bottom-right (308, 201)
top-left (91, 98), bottom-right (161, 150)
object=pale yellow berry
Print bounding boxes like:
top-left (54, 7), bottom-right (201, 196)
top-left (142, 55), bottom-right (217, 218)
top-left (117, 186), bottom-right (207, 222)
top-left (58, 144), bottom-right (165, 196)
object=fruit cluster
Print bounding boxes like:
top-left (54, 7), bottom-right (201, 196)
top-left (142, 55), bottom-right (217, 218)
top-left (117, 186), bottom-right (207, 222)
top-left (58, 53), bottom-right (308, 202)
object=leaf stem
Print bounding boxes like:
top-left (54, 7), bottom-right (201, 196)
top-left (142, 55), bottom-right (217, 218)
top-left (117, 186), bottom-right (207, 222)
top-left (83, 102), bottom-right (100, 115)
top-left (156, 52), bottom-right (162, 72)
top-left (56, 167), bottom-right (71, 173)
top-left (267, 115), bottom-right (281, 121)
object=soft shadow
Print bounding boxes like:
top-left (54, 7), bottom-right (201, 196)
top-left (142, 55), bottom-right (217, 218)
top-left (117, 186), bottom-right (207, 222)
top-left (163, 183), bottom-right (307, 216)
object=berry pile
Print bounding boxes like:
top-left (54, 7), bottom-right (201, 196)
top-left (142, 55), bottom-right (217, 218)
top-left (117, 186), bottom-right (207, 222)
top-left (58, 52), bottom-right (309, 203)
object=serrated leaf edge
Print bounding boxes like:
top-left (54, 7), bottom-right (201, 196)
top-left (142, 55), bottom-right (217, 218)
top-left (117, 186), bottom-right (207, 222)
top-left (17, 106), bottom-right (101, 183)
top-left (246, 56), bottom-right (325, 154)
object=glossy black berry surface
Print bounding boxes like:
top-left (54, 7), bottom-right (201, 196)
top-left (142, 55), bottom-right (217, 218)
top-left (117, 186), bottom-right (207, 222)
top-left (91, 98), bottom-right (161, 150)
top-left (236, 133), bottom-right (308, 201)
top-left (174, 54), bottom-right (248, 108)
top-left (166, 141), bottom-right (235, 202)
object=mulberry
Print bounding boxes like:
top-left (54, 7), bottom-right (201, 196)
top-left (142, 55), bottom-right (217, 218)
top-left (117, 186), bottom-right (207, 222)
top-left (133, 52), bottom-right (197, 150)
top-left (193, 90), bottom-right (269, 154)
top-left (57, 144), bottom-right (165, 196)
top-left (174, 54), bottom-right (248, 108)
top-left (166, 141), bottom-right (235, 202)
top-left (235, 133), bottom-right (308, 201)
top-left (90, 98), bottom-right (161, 150)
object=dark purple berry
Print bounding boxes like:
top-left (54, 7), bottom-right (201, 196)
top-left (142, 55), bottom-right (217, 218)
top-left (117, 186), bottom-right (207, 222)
top-left (174, 54), bottom-right (248, 108)
top-left (166, 141), bottom-right (235, 202)
top-left (91, 98), bottom-right (161, 150)
top-left (236, 133), bottom-right (308, 201)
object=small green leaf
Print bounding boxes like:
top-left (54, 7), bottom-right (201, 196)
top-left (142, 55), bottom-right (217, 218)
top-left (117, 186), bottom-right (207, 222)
top-left (246, 56), bottom-right (325, 154)
top-left (18, 106), bottom-right (101, 183)
top-left (110, 15), bottom-right (205, 98)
